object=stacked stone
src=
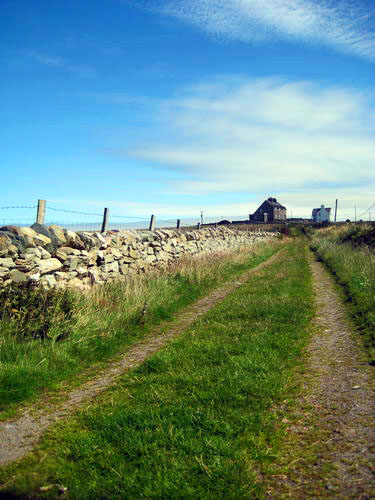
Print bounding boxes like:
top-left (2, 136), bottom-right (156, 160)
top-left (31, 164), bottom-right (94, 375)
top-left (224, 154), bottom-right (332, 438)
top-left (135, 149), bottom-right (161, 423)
top-left (0, 224), bottom-right (275, 289)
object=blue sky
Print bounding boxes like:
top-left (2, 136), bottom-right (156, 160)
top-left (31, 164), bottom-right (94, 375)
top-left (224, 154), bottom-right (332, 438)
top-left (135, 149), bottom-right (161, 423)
top-left (1, 0), bottom-right (374, 224)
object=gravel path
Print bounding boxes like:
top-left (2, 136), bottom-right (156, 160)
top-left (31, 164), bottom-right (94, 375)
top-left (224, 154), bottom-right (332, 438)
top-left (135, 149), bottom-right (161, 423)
top-left (0, 251), bottom-right (283, 468)
top-left (266, 255), bottom-right (375, 498)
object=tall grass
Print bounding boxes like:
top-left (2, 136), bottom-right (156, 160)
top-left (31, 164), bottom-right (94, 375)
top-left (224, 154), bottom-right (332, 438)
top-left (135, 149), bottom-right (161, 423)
top-left (311, 228), bottom-right (375, 360)
top-left (0, 241), bottom-right (281, 417)
top-left (333, 223), bottom-right (375, 248)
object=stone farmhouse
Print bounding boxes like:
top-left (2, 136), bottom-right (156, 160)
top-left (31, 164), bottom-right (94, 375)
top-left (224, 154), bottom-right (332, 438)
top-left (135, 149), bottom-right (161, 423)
top-left (249, 197), bottom-right (287, 223)
top-left (312, 205), bottom-right (331, 223)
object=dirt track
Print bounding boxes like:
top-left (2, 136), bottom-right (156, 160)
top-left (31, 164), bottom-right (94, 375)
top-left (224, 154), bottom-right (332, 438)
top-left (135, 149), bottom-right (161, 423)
top-left (1, 248), bottom-right (374, 498)
top-left (266, 255), bottom-right (375, 498)
top-left (0, 251), bottom-right (283, 468)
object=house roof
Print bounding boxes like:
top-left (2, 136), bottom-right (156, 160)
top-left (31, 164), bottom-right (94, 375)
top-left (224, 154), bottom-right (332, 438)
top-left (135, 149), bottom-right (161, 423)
top-left (312, 207), bottom-right (331, 216)
top-left (264, 197), bottom-right (286, 210)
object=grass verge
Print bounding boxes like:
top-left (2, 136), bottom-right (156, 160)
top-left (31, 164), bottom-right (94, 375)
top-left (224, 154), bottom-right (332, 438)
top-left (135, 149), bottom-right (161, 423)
top-left (0, 241), bottom-right (314, 499)
top-left (0, 240), bottom-right (281, 418)
top-left (311, 231), bottom-right (375, 360)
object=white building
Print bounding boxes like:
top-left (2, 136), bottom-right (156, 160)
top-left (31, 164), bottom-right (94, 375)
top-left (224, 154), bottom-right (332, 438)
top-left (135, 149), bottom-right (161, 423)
top-left (312, 205), bottom-right (331, 223)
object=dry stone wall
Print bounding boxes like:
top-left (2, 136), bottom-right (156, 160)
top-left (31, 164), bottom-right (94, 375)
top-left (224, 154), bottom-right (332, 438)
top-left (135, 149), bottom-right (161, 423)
top-left (0, 224), bottom-right (277, 289)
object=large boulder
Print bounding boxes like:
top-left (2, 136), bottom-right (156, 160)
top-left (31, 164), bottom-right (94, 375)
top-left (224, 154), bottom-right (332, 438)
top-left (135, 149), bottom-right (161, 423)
top-left (128, 248), bottom-right (140, 259)
top-left (30, 223), bottom-right (56, 251)
top-left (24, 247), bottom-right (42, 258)
top-left (0, 257), bottom-right (15, 269)
top-left (63, 230), bottom-right (85, 250)
top-left (0, 226), bottom-right (31, 254)
top-left (118, 230), bottom-right (136, 244)
top-left (111, 248), bottom-right (122, 259)
top-left (9, 269), bottom-right (27, 283)
top-left (57, 246), bottom-right (81, 256)
top-left (0, 226), bottom-right (35, 248)
top-left (76, 232), bottom-right (98, 251)
top-left (63, 256), bottom-right (79, 272)
top-left (0, 267), bottom-right (9, 278)
top-left (155, 250), bottom-right (170, 262)
top-left (1, 226), bottom-right (38, 248)
top-left (38, 258), bottom-right (63, 275)
top-left (48, 225), bottom-right (67, 246)
top-left (92, 232), bottom-right (107, 249)
top-left (101, 261), bottom-right (119, 273)
top-left (0, 234), bottom-right (15, 257)
top-left (144, 254), bottom-right (156, 264)
top-left (33, 233), bottom-right (52, 248)
top-left (40, 274), bottom-right (57, 288)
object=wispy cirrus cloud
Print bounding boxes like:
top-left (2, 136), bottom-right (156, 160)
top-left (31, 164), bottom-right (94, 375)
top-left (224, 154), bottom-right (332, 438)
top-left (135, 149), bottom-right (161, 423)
top-left (25, 50), bottom-right (96, 78)
top-left (145, 0), bottom-right (375, 60)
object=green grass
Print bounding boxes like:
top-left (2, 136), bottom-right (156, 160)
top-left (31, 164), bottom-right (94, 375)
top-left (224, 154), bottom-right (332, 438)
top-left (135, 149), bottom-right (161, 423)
top-left (311, 229), bottom-right (375, 360)
top-left (0, 241), bottom-right (314, 499)
top-left (0, 241), bottom-right (282, 418)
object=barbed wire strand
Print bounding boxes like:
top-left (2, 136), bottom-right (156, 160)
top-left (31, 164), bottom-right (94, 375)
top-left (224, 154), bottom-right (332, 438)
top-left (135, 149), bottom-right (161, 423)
top-left (4, 204), bottom-right (371, 225)
top-left (47, 206), bottom-right (150, 220)
top-left (0, 206), bottom-right (37, 210)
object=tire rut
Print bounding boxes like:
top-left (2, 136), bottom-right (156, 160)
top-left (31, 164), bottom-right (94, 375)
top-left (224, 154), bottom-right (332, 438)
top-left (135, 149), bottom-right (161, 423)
top-left (266, 254), bottom-right (375, 498)
top-left (0, 250), bottom-right (283, 468)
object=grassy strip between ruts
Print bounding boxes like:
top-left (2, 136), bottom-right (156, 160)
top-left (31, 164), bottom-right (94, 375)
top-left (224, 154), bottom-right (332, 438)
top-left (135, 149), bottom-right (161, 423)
top-left (310, 229), bottom-right (375, 361)
top-left (0, 241), bottom-right (314, 499)
top-left (0, 240), bottom-right (282, 419)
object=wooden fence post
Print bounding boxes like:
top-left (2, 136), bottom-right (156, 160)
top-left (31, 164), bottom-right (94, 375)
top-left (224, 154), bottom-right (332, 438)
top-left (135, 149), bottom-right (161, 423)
top-left (101, 208), bottom-right (109, 233)
top-left (176, 219), bottom-right (181, 229)
top-left (36, 199), bottom-right (46, 224)
top-left (149, 214), bottom-right (155, 231)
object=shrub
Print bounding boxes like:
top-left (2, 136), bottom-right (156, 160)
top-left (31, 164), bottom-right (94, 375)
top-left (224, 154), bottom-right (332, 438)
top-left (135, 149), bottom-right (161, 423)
top-left (0, 281), bottom-right (77, 340)
top-left (337, 225), bottom-right (375, 248)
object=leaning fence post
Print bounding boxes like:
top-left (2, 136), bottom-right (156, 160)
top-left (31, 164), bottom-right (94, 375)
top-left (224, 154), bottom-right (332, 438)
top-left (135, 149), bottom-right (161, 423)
top-left (36, 199), bottom-right (46, 224)
top-left (149, 214), bottom-right (155, 231)
top-left (101, 207), bottom-right (109, 233)
top-left (176, 219), bottom-right (181, 229)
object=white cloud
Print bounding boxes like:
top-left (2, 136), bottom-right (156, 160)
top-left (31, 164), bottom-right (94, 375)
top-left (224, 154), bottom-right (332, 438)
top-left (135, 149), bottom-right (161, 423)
top-left (147, 0), bottom-right (375, 60)
top-left (119, 76), bottom-right (374, 218)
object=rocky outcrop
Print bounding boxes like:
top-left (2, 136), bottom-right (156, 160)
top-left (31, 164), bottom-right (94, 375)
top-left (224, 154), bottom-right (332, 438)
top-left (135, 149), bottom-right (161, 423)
top-left (0, 224), bottom-right (277, 289)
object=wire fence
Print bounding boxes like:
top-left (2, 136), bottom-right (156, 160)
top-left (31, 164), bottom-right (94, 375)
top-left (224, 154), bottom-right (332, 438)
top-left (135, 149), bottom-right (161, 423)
top-left (1, 200), bottom-right (374, 232)
top-left (0, 202), bottom-right (213, 232)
